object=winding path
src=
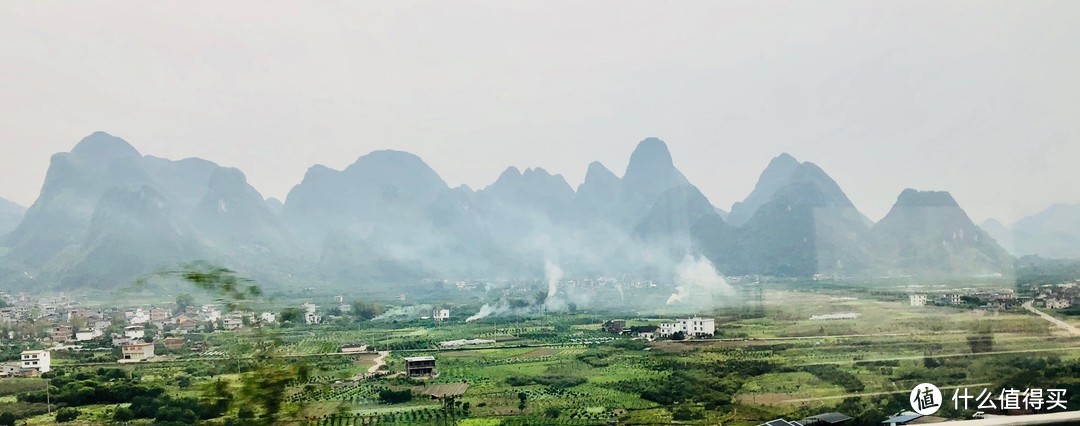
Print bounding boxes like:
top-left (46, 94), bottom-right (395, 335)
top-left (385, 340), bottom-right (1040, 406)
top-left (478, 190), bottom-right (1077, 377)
top-left (368, 351), bottom-right (389, 374)
top-left (1023, 300), bottom-right (1080, 336)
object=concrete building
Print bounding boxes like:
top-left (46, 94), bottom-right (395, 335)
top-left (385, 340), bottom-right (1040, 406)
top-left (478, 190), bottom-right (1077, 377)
top-left (659, 317), bottom-right (715, 338)
top-left (150, 308), bottom-right (170, 323)
top-left (259, 312), bottom-right (277, 324)
top-left (120, 342), bottom-right (155, 363)
top-left (51, 325), bottom-right (73, 342)
top-left (222, 313), bottom-right (245, 330)
top-left (943, 293), bottom-right (963, 305)
top-left (909, 294), bottom-right (927, 307)
top-left (163, 337), bottom-right (185, 350)
top-left (604, 320), bottom-right (626, 334)
top-left (124, 325), bottom-right (145, 340)
top-left (75, 329), bottom-right (102, 341)
top-left (404, 356), bottom-right (437, 377)
top-left (433, 309), bottom-right (450, 322)
top-left (341, 344), bottom-right (368, 354)
top-left (20, 350), bottom-right (50, 373)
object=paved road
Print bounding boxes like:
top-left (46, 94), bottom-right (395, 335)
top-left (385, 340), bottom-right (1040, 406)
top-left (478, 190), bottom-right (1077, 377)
top-left (1023, 300), bottom-right (1080, 336)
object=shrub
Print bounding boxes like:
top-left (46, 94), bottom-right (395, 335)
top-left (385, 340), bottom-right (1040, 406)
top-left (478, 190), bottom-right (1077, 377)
top-left (0, 412), bottom-right (14, 426)
top-left (113, 407), bottom-right (134, 422)
top-left (55, 407), bottom-right (80, 423)
top-left (378, 389), bottom-right (412, 404)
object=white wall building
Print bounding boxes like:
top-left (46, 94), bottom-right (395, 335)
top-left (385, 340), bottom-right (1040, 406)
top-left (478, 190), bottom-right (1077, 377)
top-left (21, 350), bottom-right (50, 373)
top-left (910, 294), bottom-right (927, 307)
top-left (124, 325), bottom-right (145, 340)
top-left (659, 317), bottom-right (715, 338)
top-left (75, 329), bottom-right (103, 341)
top-left (433, 309), bottom-right (450, 322)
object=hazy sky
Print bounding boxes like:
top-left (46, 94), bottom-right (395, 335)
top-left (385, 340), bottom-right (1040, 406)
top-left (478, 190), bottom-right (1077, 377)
top-left (1, 2), bottom-right (1077, 224)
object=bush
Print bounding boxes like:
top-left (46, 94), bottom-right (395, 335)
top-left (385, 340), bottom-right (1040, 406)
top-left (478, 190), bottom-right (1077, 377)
top-left (113, 407), bottom-right (134, 422)
top-left (378, 389), bottom-right (413, 404)
top-left (55, 407), bottom-right (80, 423)
top-left (0, 412), bottom-right (14, 426)
top-left (505, 375), bottom-right (586, 389)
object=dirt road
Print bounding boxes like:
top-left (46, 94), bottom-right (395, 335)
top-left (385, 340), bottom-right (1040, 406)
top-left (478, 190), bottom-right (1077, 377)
top-left (1023, 301), bottom-right (1080, 336)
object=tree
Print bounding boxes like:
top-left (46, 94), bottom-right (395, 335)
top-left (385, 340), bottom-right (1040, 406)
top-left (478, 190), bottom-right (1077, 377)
top-left (0, 412), bottom-right (15, 426)
top-left (350, 301), bottom-right (386, 321)
top-left (670, 331), bottom-right (687, 341)
top-left (517, 391), bottom-right (528, 412)
top-left (164, 263), bottom-right (308, 425)
top-left (176, 293), bottom-right (195, 312)
top-left (279, 308), bottom-right (302, 323)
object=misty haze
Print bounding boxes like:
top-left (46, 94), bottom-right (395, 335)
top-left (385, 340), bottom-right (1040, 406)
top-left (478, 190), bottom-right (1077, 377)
top-left (1, 2), bottom-right (1079, 426)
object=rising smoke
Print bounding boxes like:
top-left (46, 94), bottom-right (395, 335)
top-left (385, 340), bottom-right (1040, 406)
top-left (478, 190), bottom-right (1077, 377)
top-left (466, 259), bottom-right (568, 322)
top-left (666, 255), bottom-right (734, 306)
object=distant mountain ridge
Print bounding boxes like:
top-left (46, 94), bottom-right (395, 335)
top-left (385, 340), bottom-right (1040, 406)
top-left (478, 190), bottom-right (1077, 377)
top-left (980, 204), bottom-right (1080, 259)
top-left (871, 189), bottom-right (1013, 276)
top-left (0, 132), bottom-right (1022, 291)
top-left (0, 197), bottom-right (25, 237)
top-left (1, 132), bottom-right (299, 289)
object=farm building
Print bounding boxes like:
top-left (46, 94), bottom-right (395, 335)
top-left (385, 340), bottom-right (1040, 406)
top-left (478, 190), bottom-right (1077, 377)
top-left (433, 309), bottom-right (450, 321)
top-left (659, 317), bottom-right (715, 338)
top-left (20, 350), bottom-right (50, 373)
top-left (163, 337), bottom-right (185, 350)
top-left (120, 342), bottom-right (155, 363)
top-left (799, 412), bottom-right (852, 424)
top-left (604, 320), bottom-right (626, 334)
top-left (404, 356), bottom-right (437, 377)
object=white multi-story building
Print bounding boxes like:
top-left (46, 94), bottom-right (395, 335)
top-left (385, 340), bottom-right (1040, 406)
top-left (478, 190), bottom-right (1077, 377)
top-left (433, 309), bottom-right (450, 322)
top-left (124, 325), bottom-right (145, 340)
top-left (222, 313), bottom-right (245, 330)
top-left (659, 317), bottom-right (715, 338)
top-left (910, 294), bottom-right (927, 307)
top-left (21, 350), bottom-right (50, 373)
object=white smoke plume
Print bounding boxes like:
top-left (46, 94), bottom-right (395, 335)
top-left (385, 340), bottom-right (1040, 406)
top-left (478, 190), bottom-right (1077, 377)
top-left (666, 255), bottom-right (734, 306)
top-left (466, 302), bottom-right (503, 322)
top-left (543, 260), bottom-right (564, 311)
top-left (373, 304), bottom-right (434, 321)
top-left (467, 260), bottom-right (570, 322)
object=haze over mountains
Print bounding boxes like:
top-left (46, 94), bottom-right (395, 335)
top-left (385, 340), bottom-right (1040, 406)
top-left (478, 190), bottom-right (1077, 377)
top-left (0, 132), bottom-right (1048, 291)
top-left (982, 204), bottom-right (1080, 260)
top-left (0, 197), bottom-right (25, 237)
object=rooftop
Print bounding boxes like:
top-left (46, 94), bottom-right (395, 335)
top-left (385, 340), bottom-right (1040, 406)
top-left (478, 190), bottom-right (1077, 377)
top-left (404, 356), bottom-right (436, 362)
